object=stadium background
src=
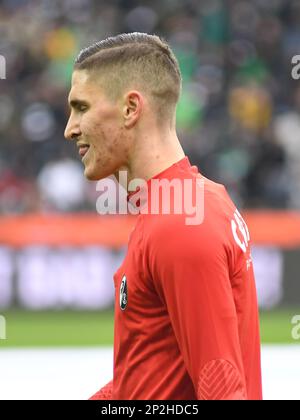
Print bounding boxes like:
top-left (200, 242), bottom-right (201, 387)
top-left (0, 0), bottom-right (299, 399)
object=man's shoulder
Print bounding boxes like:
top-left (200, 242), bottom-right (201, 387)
top-left (138, 175), bottom-right (237, 254)
top-left (142, 175), bottom-right (234, 227)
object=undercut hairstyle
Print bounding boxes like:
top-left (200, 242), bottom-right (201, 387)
top-left (74, 33), bottom-right (182, 122)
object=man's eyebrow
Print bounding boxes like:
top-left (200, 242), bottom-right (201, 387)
top-left (68, 99), bottom-right (89, 109)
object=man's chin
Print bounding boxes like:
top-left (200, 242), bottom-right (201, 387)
top-left (84, 170), bottom-right (100, 181)
top-left (84, 166), bottom-right (108, 181)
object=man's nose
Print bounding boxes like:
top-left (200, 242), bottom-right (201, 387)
top-left (64, 117), bottom-right (81, 141)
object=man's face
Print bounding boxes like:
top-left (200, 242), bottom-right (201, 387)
top-left (65, 70), bottom-right (129, 180)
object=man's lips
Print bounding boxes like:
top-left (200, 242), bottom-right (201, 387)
top-left (78, 144), bottom-right (90, 158)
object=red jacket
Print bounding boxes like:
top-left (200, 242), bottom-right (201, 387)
top-left (91, 157), bottom-right (262, 400)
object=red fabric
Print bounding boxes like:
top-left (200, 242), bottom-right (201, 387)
top-left (89, 381), bottom-right (113, 400)
top-left (99, 157), bottom-right (262, 400)
top-left (198, 359), bottom-right (246, 400)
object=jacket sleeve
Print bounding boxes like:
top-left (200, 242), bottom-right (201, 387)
top-left (89, 380), bottom-right (113, 400)
top-left (148, 219), bottom-right (247, 400)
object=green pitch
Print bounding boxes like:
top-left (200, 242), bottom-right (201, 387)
top-left (0, 308), bottom-right (299, 347)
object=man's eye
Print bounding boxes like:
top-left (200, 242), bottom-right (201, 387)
top-left (78, 105), bottom-right (87, 112)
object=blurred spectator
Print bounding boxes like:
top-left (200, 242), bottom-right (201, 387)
top-left (274, 85), bottom-right (300, 208)
top-left (37, 158), bottom-right (87, 212)
top-left (0, 0), bottom-right (298, 213)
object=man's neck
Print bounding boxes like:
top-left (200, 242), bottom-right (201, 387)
top-left (126, 131), bottom-right (185, 186)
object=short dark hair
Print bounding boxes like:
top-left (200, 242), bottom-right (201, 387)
top-left (74, 33), bottom-right (182, 121)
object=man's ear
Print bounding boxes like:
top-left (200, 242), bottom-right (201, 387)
top-left (123, 91), bottom-right (144, 128)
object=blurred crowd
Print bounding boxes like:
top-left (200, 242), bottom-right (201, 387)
top-left (0, 0), bottom-right (300, 214)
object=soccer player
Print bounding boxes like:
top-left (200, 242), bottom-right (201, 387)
top-left (64, 33), bottom-right (262, 400)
